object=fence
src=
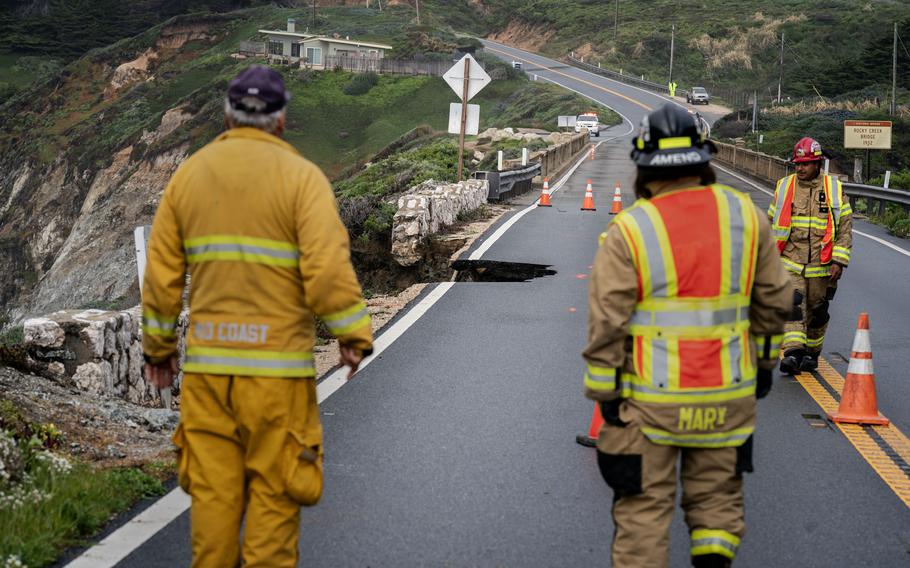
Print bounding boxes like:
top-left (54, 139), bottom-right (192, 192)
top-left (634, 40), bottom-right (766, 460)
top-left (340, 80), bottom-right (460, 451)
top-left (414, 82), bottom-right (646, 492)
top-left (320, 55), bottom-right (486, 77)
top-left (239, 41), bottom-right (266, 56)
top-left (503, 132), bottom-right (589, 180)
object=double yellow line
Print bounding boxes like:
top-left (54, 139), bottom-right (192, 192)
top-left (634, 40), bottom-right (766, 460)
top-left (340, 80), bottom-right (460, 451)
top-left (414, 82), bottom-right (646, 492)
top-left (484, 45), bottom-right (654, 112)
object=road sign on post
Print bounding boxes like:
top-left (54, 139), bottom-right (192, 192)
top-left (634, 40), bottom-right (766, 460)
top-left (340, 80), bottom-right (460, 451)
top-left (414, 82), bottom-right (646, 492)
top-left (844, 120), bottom-right (892, 150)
top-left (443, 54), bottom-right (492, 181)
top-left (448, 103), bottom-right (479, 136)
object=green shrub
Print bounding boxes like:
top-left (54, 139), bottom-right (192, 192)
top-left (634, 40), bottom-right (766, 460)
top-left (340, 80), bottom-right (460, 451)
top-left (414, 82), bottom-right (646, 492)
top-left (343, 73), bottom-right (379, 96)
top-left (889, 218), bottom-right (910, 238)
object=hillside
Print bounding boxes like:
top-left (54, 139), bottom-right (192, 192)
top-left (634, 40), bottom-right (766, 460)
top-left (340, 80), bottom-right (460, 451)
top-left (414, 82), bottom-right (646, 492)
top-left (478, 0), bottom-right (909, 102)
top-left (0, 4), bottom-right (616, 326)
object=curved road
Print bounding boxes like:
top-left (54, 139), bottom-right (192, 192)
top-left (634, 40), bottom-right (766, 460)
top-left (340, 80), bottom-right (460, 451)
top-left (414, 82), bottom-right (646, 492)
top-left (71, 40), bottom-right (910, 568)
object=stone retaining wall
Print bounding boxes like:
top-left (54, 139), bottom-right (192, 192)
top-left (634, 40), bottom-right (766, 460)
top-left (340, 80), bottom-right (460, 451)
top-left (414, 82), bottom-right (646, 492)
top-left (22, 308), bottom-right (187, 407)
top-left (391, 178), bottom-right (489, 266)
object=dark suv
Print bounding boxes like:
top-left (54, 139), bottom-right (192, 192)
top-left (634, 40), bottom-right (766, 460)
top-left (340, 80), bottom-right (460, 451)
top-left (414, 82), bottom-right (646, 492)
top-left (686, 86), bottom-right (710, 105)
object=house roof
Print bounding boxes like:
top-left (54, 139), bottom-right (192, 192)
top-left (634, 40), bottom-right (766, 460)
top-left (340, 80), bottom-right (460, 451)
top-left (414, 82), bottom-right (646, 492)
top-left (299, 37), bottom-right (392, 50)
top-left (258, 29), bottom-right (315, 39)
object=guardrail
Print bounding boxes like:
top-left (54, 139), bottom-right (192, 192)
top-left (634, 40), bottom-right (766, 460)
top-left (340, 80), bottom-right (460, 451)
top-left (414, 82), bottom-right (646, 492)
top-left (473, 163), bottom-right (541, 201)
top-left (566, 56), bottom-right (684, 97)
top-left (713, 141), bottom-right (910, 213)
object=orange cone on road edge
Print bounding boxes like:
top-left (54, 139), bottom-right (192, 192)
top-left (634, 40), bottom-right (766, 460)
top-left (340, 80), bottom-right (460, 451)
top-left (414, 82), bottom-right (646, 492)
top-left (538, 177), bottom-right (552, 207)
top-left (576, 403), bottom-right (604, 447)
top-left (828, 313), bottom-right (890, 426)
top-left (581, 179), bottom-right (596, 211)
top-left (610, 182), bottom-right (623, 215)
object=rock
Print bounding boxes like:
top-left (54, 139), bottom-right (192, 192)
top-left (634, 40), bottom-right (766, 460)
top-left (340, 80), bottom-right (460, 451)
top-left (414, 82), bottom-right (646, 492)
top-left (128, 342), bottom-right (143, 386)
top-left (47, 362), bottom-right (66, 379)
top-left (141, 409), bottom-right (180, 432)
top-left (23, 318), bottom-right (65, 348)
top-left (74, 362), bottom-right (106, 394)
top-left (503, 127), bottom-right (515, 135)
top-left (80, 321), bottom-right (106, 359)
top-left (104, 328), bottom-right (117, 358)
top-left (473, 150), bottom-right (485, 161)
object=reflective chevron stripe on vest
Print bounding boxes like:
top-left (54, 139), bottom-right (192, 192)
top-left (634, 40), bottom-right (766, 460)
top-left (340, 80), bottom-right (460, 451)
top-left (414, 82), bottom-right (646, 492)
top-left (770, 174), bottom-right (842, 266)
top-left (614, 185), bottom-right (760, 410)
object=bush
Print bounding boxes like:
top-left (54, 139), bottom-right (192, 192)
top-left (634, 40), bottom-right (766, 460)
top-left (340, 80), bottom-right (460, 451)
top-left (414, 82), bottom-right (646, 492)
top-left (889, 219), bottom-right (910, 238)
top-left (343, 73), bottom-right (379, 96)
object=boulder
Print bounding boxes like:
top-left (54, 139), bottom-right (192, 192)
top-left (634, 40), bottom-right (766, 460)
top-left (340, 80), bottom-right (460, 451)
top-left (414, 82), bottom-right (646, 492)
top-left (23, 318), bottom-right (65, 348)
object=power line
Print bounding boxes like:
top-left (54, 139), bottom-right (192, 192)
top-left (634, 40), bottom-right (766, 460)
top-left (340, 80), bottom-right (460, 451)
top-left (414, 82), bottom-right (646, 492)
top-left (897, 30), bottom-right (910, 61)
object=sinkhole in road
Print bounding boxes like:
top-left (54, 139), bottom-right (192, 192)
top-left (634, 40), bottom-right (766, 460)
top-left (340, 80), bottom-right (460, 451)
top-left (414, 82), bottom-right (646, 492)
top-left (450, 260), bottom-right (557, 282)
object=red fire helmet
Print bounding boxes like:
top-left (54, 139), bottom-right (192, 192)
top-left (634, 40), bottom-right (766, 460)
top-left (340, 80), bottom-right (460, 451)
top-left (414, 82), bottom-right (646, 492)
top-left (792, 137), bottom-right (826, 163)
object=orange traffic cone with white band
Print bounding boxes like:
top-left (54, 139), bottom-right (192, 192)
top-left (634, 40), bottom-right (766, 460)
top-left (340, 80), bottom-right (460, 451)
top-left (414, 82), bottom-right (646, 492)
top-left (538, 177), bottom-right (552, 207)
top-left (828, 313), bottom-right (889, 425)
top-left (609, 182), bottom-right (623, 215)
top-left (575, 403), bottom-right (604, 447)
top-left (581, 179), bottom-right (596, 211)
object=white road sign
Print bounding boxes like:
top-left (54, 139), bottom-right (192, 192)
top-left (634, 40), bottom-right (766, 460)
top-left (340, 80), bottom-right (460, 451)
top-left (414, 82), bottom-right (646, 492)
top-left (448, 103), bottom-right (480, 136)
top-left (558, 115), bottom-right (577, 128)
top-left (844, 120), bottom-right (892, 150)
top-left (443, 54), bottom-right (491, 102)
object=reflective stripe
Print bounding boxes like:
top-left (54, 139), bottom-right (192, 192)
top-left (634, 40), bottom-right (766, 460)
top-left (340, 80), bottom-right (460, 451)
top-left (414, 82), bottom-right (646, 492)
top-left (691, 529), bottom-right (740, 560)
top-left (719, 189), bottom-right (745, 294)
top-left (847, 357), bottom-right (874, 375)
top-left (584, 363), bottom-right (618, 391)
top-left (322, 302), bottom-right (371, 336)
top-left (804, 265), bottom-right (832, 278)
top-left (790, 216), bottom-right (830, 230)
top-left (184, 235), bottom-right (299, 267)
top-left (620, 375), bottom-right (756, 404)
top-left (806, 335), bottom-right (825, 349)
top-left (769, 175), bottom-right (795, 247)
top-left (783, 330), bottom-right (807, 346)
top-left (184, 347), bottom-right (315, 377)
top-left (759, 333), bottom-right (784, 360)
top-left (630, 305), bottom-right (749, 329)
top-left (832, 245), bottom-right (850, 264)
top-left (780, 257), bottom-right (804, 275)
top-left (142, 310), bottom-right (178, 337)
top-left (640, 426), bottom-right (754, 448)
top-left (626, 205), bottom-right (673, 298)
top-left (658, 136), bottom-right (692, 149)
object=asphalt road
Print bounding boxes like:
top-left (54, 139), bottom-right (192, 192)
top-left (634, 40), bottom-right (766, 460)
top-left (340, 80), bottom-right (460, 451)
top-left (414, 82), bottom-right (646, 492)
top-left (93, 42), bottom-right (910, 567)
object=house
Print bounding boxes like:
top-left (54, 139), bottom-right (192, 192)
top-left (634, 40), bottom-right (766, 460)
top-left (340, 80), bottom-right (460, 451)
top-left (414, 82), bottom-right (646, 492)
top-left (258, 18), bottom-right (314, 63)
top-left (299, 36), bottom-right (393, 70)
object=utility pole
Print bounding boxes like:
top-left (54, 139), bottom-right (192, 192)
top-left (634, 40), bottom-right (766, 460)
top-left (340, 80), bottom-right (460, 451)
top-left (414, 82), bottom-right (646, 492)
top-left (892, 22), bottom-right (898, 116)
top-left (614, 0), bottom-right (619, 42)
top-left (777, 31), bottom-right (784, 104)
top-left (415, 0), bottom-right (420, 25)
top-left (669, 23), bottom-right (675, 84)
top-left (312, 1), bottom-right (317, 31)
top-left (752, 91), bottom-right (758, 133)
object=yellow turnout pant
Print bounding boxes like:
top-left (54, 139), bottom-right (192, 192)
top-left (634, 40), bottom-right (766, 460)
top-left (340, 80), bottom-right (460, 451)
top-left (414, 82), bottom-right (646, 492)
top-left (173, 374), bottom-right (323, 568)
top-left (598, 421), bottom-right (745, 568)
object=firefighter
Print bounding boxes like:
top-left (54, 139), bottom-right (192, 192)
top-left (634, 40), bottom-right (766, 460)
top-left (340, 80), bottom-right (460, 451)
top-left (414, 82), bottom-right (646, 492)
top-left (142, 66), bottom-right (373, 567)
top-left (768, 137), bottom-right (853, 374)
top-left (583, 105), bottom-right (791, 568)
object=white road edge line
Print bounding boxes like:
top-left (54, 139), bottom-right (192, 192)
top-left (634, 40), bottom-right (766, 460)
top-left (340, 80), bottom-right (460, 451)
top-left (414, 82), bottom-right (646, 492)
top-left (68, 75), bottom-right (626, 564)
top-left (715, 163), bottom-right (910, 259)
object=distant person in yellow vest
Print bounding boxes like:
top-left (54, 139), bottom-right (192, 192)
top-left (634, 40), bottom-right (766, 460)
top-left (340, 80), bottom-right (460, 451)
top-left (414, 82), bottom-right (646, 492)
top-left (669, 81), bottom-right (678, 98)
top-left (768, 137), bottom-right (853, 375)
top-left (583, 104), bottom-right (790, 568)
top-left (142, 66), bottom-right (373, 567)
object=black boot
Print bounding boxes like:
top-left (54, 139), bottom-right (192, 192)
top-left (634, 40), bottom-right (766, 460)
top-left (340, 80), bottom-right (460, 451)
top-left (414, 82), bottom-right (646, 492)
top-left (800, 353), bottom-right (818, 372)
top-left (692, 553), bottom-right (732, 568)
top-left (779, 348), bottom-right (805, 375)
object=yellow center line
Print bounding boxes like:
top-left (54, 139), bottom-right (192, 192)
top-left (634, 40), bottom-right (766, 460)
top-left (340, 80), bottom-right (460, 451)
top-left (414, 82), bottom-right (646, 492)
top-left (484, 45), bottom-right (654, 112)
top-left (794, 357), bottom-right (910, 509)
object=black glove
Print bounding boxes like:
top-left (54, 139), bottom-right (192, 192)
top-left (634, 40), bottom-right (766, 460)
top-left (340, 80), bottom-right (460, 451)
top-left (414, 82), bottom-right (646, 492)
top-left (756, 368), bottom-right (773, 399)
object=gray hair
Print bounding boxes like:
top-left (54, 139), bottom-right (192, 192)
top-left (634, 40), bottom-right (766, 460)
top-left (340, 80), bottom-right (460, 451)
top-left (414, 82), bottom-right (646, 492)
top-left (223, 98), bottom-right (285, 133)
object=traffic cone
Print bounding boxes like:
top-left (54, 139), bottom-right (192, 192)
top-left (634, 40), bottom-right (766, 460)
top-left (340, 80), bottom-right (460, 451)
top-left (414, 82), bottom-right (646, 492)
top-left (538, 177), bottom-right (552, 207)
top-left (581, 179), bottom-right (596, 211)
top-left (828, 313), bottom-right (889, 426)
top-left (610, 182), bottom-right (623, 215)
top-left (588, 147), bottom-right (595, 160)
top-left (575, 403), bottom-right (604, 447)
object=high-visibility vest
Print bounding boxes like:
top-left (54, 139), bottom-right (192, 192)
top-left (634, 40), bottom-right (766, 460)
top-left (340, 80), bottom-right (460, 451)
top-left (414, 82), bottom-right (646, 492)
top-left (770, 174), bottom-right (843, 265)
top-left (613, 185), bottom-right (759, 410)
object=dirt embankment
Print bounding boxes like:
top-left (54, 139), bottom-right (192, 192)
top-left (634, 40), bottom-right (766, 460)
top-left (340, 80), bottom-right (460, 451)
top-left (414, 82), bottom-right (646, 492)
top-left (487, 19), bottom-right (555, 52)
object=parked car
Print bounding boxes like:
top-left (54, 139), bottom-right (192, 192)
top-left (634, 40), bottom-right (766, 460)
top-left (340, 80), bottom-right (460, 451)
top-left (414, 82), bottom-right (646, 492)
top-left (686, 86), bottom-right (710, 105)
top-left (575, 112), bottom-right (600, 137)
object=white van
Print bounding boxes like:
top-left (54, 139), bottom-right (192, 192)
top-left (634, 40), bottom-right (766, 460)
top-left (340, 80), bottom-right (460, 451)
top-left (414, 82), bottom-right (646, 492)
top-left (575, 112), bottom-right (600, 136)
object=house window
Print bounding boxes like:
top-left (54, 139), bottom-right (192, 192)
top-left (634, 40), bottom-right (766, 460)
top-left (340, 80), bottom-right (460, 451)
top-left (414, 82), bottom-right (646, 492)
top-left (268, 41), bottom-right (283, 56)
top-left (369, 49), bottom-right (379, 57)
top-left (291, 43), bottom-right (300, 58)
top-left (306, 47), bottom-right (322, 65)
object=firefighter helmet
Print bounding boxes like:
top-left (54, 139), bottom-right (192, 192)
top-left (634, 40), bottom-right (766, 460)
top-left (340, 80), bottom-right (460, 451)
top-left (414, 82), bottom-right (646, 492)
top-left (791, 137), bottom-right (827, 163)
top-left (631, 104), bottom-right (716, 168)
